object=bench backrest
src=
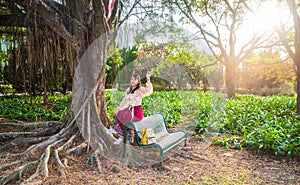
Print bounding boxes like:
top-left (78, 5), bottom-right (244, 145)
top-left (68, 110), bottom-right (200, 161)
top-left (132, 113), bottom-right (169, 139)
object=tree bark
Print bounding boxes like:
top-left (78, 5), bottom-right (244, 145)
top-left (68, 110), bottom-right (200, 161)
top-left (296, 64), bottom-right (300, 113)
top-left (224, 64), bottom-right (236, 98)
top-left (284, 0), bottom-right (300, 113)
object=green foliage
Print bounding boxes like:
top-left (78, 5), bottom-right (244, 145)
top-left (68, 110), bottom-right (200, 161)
top-left (106, 46), bottom-right (138, 88)
top-left (0, 93), bottom-right (71, 122)
top-left (219, 94), bottom-right (300, 158)
top-left (105, 90), bottom-right (124, 121)
top-left (106, 91), bottom-right (300, 157)
top-left (1, 91), bottom-right (299, 157)
top-left (196, 91), bottom-right (226, 134)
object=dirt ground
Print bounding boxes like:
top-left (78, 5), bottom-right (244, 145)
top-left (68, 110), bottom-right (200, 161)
top-left (3, 136), bottom-right (299, 185)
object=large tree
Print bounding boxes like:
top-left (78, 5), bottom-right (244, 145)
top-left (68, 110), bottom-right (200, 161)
top-left (174, 0), bottom-right (276, 98)
top-left (276, 0), bottom-right (300, 112)
top-left (0, 0), bottom-right (147, 184)
top-left (0, 0), bottom-right (122, 110)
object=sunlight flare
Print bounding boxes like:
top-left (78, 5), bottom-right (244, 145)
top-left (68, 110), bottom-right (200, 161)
top-left (248, 1), bottom-right (280, 32)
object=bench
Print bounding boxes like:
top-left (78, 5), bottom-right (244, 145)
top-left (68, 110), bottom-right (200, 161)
top-left (123, 113), bottom-right (187, 164)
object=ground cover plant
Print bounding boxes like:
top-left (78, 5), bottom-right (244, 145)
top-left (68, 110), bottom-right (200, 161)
top-left (106, 90), bottom-right (300, 158)
top-left (1, 91), bottom-right (300, 184)
top-left (219, 94), bottom-right (300, 159)
top-left (1, 91), bottom-right (299, 158)
top-left (0, 93), bottom-right (71, 122)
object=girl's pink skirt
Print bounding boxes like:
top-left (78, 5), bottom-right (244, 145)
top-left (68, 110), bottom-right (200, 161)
top-left (112, 105), bottom-right (143, 137)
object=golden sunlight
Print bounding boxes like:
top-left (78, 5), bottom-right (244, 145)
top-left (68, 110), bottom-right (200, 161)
top-left (248, 2), bottom-right (280, 32)
top-left (236, 1), bottom-right (283, 49)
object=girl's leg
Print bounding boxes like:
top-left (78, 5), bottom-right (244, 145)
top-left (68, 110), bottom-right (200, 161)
top-left (112, 118), bottom-right (124, 137)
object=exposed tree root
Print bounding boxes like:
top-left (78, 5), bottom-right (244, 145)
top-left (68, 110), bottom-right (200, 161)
top-left (22, 121), bottom-right (76, 159)
top-left (42, 139), bottom-right (65, 177)
top-left (0, 130), bottom-right (58, 143)
top-left (0, 121), bottom-right (62, 132)
top-left (0, 161), bottom-right (22, 171)
top-left (66, 142), bottom-right (87, 155)
top-left (0, 121), bottom-right (62, 143)
top-left (87, 143), bottom-right (104, 173)
top-left (53, 150), bottom-right (66, 176)
top-left (3, 136), bottom-right (50, 152)
top-left (63, 158), bottom-right (69, 168)
top-left (0, 121), bottom-right (85, 185)
top-left (0, 160), bottom-right (39, 185)
top-left (53, 135), bottom-right (77, 176)
top-left (0, 121), bottom-right (62, 153)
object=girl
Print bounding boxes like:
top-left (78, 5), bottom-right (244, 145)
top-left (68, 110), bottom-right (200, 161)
top-left (107, 71), bottom-right (153, 144)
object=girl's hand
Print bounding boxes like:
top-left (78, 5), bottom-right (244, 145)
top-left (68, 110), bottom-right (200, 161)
top-left (146, 71), bottom-right (151, 80)
top-left (114, 110), bottom-right (119, 116)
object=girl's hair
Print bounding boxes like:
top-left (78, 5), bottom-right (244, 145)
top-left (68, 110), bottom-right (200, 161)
top-left (128, 74), bottom-right (141, 94)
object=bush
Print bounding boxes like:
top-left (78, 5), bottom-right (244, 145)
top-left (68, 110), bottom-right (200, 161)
top-left (218, 94), bottom-right (300, 158)
top-left (1, 91), bottom-right (298, 157)
top-left (0, 93), bottom-right (71, 122)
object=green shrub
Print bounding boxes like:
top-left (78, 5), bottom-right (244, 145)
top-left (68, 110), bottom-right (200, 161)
top-left (1, 91), bottom-right (299, 157)
top-left (0, 93), bottom-right (71, 122)
top-left (218, 94), bottom-right (299, 158)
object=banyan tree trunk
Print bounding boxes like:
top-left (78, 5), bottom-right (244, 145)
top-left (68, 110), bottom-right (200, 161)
top-left (70, 32), bottom-right (165, 166)
top-left (71, 34), bottom-right (118, 152)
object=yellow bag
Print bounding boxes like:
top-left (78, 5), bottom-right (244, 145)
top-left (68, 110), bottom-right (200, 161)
top-left (141, 128), bottom-right (156, 145)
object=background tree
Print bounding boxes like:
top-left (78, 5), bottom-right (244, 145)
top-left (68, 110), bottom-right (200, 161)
top-left (106, 45), bottom-right (138, 88)
top-left (174, 0), bottom-right (277, 98)
top-left (163, 42), bottom-right (215, 90)
top-left (276, 0), bottom-right (300, 112)
top-left (240, 49), bottom-right (295, 95)
top-left (135, 41), bottom-right (215, 90)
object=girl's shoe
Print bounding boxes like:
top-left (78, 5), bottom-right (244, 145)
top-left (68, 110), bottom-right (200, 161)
top-left (113, 137), bottom-right (123, 145)
top-left (106, 127), bottom-right (117, 134)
